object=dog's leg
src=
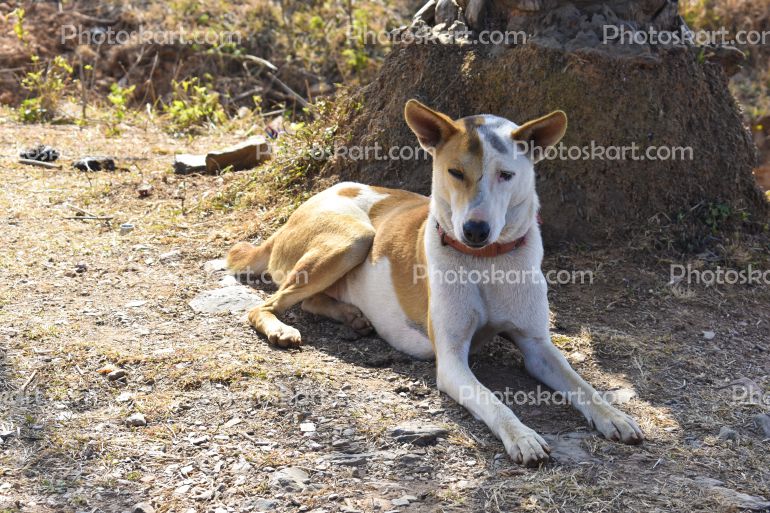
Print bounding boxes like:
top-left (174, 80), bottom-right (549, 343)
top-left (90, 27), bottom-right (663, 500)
top-left (301, 294), bottom-right (372, 335)
top-left (248, 229), bottom-right (373, 348)
top-left (512, 334), bottom-right (643, 444)
top-left (433, 318), bottom-right (551, 466)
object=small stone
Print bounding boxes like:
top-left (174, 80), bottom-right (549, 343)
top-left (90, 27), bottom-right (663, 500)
top-left (754, 414), bottom-right (770, 438)
top-left (703, 331), bottom-right (716, 340)
top-left (107, 369), bottom-right (127, 381)
top-left (543, 432), bottom-right (598, 464)
top-left (125, 300), bottom-right (147, 308)
top-left (204, 259), bottom-right (228, 272)
top-left (126, 413), bottom-right (147, 427)
top-left (116, 392), bottom-right (133, 403)
top-left (189, 285), bottom-right (262, 314)
top-left (249, 498), bottom-right (278, 511)
top-left (174, 484), bottom-right (191, 495)
top-left (131, 502), bottom-right (155, 513)
top-left (137, 183), bottom-right (153, 198)
top-left (391, 497), bottom-right (410, 507)
top-left (270, 467), bottom-right (309, 492)
top-left (194, 489), bottom-right (213, 501)
top-left (390, 423), bottom-right (448, 446)
top-left (189, 434), bottom-right (210, 445)
top-left (159, 250), bottom-right (182, 262)
top-left (300, 422), bottom-right (316, 433)
top-left (718, 426), bottom-right (738, 441)
top-left (223, 417), bottom-right (242, 429)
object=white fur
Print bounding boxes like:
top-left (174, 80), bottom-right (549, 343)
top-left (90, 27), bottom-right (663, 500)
top-left (340, 257), bottom-right (434, 360)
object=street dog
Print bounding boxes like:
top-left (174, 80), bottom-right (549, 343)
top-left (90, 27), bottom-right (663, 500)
top-left (227, 99), bottom-right (643, 465)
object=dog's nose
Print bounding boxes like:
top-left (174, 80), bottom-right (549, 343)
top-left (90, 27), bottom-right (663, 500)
top-left (462, 220), bottom-right (490, 246)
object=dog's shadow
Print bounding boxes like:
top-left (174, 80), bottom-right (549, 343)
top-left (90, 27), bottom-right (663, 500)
top-left (287, 305), bottom-right (580, 438)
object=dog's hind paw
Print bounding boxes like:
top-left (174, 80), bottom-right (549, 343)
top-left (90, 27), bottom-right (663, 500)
top-left (589, 406), bottom-right (644, 445)
top-left (340, 304), bottom-right (373, 336)
top-left (502, 427), bottom-right (551, 467)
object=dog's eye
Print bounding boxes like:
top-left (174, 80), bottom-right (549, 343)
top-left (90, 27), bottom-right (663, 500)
top-left (448, 168), bottom-right (464, 181)
top-left (499, 170), bottom-right (515, 181)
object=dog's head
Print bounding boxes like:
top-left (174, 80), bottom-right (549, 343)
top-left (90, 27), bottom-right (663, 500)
top-left (404, 99), bottom-right (566, 247)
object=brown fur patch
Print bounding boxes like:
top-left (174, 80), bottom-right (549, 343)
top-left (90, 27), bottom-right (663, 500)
top-left (369, 189), bottom-right (431, 330)
top-left (337, 186), bottom-right (361, 198)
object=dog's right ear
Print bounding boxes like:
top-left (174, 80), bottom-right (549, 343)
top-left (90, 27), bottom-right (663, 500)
top-left (404, 99), bottom-right (458, 153)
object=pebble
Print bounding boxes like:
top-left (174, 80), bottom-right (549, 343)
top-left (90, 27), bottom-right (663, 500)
top-left (300, 422), bottom-right (316, 433)
top-left (174, 484), bottom-right (190, 495)
top-left (160, 249), bottom-right (182, 263)
top-left (107, 369), bottom-right (127, 381)
top-left (754, 414), bottom-right (770, 438)
top-left (270, 467), bottom-right (309, 492)
top-left (718, 426), bottom-right (738, 441)
top-left (188, 285), bottom-right (262, 314)
top-left (223, 417), bottom-right (242, 429)
top-left (188, 434), bottom-right (210, 445)
top-left (391, 497), bottom-right (410, 506)
top-left (203, 259), bottom-right (228, 272)
top-left (703, 331), bottom-right (716, 340)
top-left (390, 423), bottom-right (448, 446)
top-left (249, 498), bottom-right (278, 511)
top-left (116, 392), bottom-right (133, 403)
top-left (131, 502), bottom-right (155, 513)
top-left (126, 413), bottom-right (147, 427)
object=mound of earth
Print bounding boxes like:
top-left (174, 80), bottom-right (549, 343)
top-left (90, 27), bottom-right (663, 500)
top-left (319, 4), bottom-right (768, 249)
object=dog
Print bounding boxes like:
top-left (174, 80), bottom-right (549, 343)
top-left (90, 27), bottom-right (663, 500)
top-left (227, 99), bottom-right (643, 465)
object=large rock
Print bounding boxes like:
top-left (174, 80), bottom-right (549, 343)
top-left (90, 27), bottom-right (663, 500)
top-left (189, 285), bottom-right (262, 314)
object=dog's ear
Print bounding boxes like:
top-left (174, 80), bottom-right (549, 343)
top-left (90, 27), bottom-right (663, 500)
top-left (511, 110), bottom-right (567, 162)
top-left (404, 99), bottom-right (458, 152)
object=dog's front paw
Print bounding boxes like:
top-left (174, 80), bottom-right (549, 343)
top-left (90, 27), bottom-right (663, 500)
top-left (267, 324), bottom-right (302, 347)
top-left (501, 426), bottom-right (551, 467)
top-left (589, 406), bottom-right (644, 445)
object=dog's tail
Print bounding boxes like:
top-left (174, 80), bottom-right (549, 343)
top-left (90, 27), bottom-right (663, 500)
top-left (226, 235), bottom-right (275, 276)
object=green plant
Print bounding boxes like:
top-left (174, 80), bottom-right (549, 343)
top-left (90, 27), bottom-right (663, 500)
top-left (11, 7), bottom-right (28, 42)
top-left (106, 83), bottom-right (136, 136)
top-left (163, 77), bottom-right (227, 134)
top-left (703, 202), bottom-right (732, 233)
top-left (18, 55), bottom-right (73, 123)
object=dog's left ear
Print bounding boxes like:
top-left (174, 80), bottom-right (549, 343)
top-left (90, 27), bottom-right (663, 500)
top-left (511, 110), bottom-right (567, 162)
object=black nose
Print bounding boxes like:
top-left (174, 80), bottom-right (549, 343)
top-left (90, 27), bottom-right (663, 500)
top-left (462, 220), bottom-right (490, 246)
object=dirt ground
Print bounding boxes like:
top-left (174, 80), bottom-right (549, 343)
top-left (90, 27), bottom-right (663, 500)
top-left (1, 117), bottom-right (769, 513)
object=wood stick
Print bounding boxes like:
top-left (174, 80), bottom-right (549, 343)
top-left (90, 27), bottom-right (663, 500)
top-left (18, 159), bottom-right (62, 169)
top-left (265, 71), bottom-right (311, 110)
top-left (21, 369), bottom-right (39, 393)
top-left (63, 216), bottom-right (114, 221)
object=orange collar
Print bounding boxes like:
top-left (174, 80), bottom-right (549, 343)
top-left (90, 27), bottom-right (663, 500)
top-left (436, 223), bottom-right (526, 257)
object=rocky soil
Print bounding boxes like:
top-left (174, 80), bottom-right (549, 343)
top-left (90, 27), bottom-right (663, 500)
top-left (1, 119), bottom-right (769, 512)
